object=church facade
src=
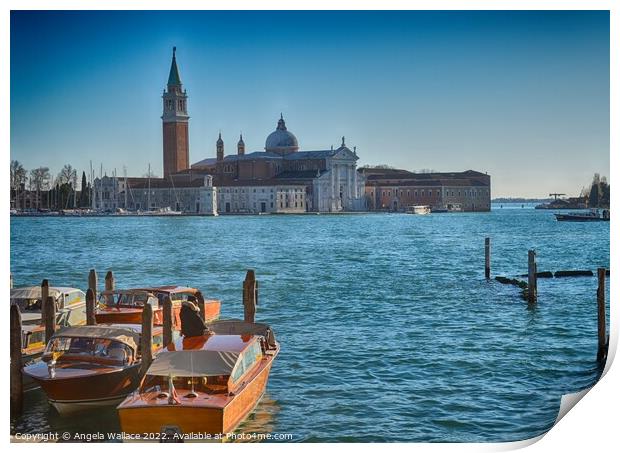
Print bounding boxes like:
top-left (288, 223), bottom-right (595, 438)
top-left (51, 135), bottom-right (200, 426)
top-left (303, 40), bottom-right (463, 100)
top-left (192, 115), bottom-right (367, 213)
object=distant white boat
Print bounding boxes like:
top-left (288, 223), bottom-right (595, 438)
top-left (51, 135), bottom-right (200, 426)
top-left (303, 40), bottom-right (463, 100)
top-left (406, 205), bottom-right (431, 215)
top-left (138, 207), bottom-right (183, 216)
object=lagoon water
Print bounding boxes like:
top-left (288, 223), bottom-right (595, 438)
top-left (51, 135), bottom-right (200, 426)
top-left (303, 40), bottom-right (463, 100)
top-left (10, 206), bottom-right (610, 442)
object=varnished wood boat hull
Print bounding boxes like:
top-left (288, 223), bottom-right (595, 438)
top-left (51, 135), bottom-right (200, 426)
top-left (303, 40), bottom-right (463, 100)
top-left (202, 300), bottom-right (221, 322)
top-left (25, 364), bottom-right (142, 415)
top-left (118, 361), bottom-right (273, 436)
top-left (96, 300), bottom-right (220, 327)
top-left (96, 309), bottom-right (164, 325)
top-left (52, 394), bottom-right (131, 416)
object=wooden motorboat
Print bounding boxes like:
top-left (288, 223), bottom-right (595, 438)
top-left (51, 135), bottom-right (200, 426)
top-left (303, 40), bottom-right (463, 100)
top-left (11, 286), bottom-right (87, 363)
top-left (137, 286), bottom-right (221, 324)
top-left (22, 324), bottom-right (165, 415)
top-left (117, 320), bottom-right (279, 437)
top-left (11, 286), bottom-right (87, 328)
top-left (96, 287), bottom-right (220, 327)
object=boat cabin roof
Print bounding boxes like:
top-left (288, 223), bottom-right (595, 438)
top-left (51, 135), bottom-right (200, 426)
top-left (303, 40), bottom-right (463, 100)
top-left (100, 289), bottom-right (155, 296)
top-left (135, 286), bottom-right (198, 295)
top-left (208, 319), bottom-right (277, 349)
top-left (50, 325), bottom-right (143, 350)
top-left (168, 333), bottom-right (257, 354)
top-left (147, 350), bottom-right (240, 377)
top-left (10, 286), bottom-right (84, 301)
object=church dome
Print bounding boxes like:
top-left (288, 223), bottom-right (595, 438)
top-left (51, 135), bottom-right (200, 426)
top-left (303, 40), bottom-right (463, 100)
top-left (265, 114), bottom-right (299, 155)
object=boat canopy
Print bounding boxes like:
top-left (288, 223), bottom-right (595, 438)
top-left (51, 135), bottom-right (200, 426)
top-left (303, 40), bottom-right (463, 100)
top-left (147, 350), bottom-right (240, 377)
top-left (51, 326), bottom-right (140, 350)
top-left (10, 286), bottom-right (82, 301)
top-left (208, 319), bottom-right (277, 349)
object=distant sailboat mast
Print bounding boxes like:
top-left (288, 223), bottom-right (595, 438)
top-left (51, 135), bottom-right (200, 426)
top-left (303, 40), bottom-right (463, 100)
top-left (99, 163), bottom-right (103, 211)
top-left (124, 166), bottom-right (128, 210)
top-left (147, 163), bottom-right (151, 211)
top-left (89, 160), bottom-right (93, 210)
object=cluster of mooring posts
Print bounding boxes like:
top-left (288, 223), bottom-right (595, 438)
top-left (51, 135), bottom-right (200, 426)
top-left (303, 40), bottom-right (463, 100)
top-left (10, 268), bottom-right (260, 416)
top-left (484, 237), bottom-right (609, 366)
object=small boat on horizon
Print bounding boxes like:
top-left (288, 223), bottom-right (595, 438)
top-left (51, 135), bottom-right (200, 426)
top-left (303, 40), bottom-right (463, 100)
top-left (22, 323), bottom-right (166, 415)
top-left (406, 205), bottom-right (431, 215)
top-left (117, 319), bottom-right (279, 438)
top-left (555, 208), bottom-right (610, 222)
top-left (137, 207), bottom-right (183, 216)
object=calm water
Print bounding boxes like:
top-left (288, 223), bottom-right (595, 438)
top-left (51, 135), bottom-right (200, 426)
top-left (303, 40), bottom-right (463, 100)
top-left (9, 206), bottom-right (610, 442)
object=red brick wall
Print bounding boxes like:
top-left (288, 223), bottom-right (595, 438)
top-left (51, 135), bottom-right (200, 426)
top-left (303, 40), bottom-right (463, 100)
top-left (163, 122), bottom-right (189, 177)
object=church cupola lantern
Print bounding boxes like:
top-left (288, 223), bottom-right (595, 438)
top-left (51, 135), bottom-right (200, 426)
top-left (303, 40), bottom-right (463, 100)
top-left (237, 133), bottom-right (245, 156)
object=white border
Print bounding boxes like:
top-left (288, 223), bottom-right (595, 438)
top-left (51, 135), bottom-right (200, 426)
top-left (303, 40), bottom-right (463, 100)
top-left (3, 1), bottom-right (616, 451)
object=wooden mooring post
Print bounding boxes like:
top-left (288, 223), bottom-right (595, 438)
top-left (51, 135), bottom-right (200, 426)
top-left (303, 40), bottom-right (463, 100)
top-left (86, 288), bottom-right (96, 325)
top-left (140, 303), bottom-right (154, 375)
top-left (162, 296), bottom-right (173, 347)
top-left (10, 304), bottom-right (23, 415)
top-left (243, 270), bottom-right (257, 324)
top-left (40, 279), bottom-right (50, 326)
top-left (597, 268), bottom-right (607, 363)
top-left (88, 269), bottom-right (98, 301)
top-left (105, 270), bottom-right (115, 291)
top-left (485, 237), bottom-right (491, 279)
top-left (528, 250), bottom-right (537, 304)
top-left (44, 296), bottom-right (56, 344)
top-left (196, 291), bottom-right (206, 322)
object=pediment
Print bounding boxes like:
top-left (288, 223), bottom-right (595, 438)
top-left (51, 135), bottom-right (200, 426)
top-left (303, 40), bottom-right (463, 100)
top-left (332, 147), bottom-right (358, 161)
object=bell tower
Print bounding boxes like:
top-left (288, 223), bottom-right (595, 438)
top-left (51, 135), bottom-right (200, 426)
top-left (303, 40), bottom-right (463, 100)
top-left (216, 132), bottom-right (224, 161)
top-left (162, 47), bottom-right (189, 178)
top-left (237, 133), bottom-right (245, 156)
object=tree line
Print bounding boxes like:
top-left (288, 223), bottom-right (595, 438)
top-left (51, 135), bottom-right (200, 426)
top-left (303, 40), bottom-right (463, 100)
top-left (583, 173), bottom-right (610, 208)
top-left (10, 160), bottom-right (93, 210)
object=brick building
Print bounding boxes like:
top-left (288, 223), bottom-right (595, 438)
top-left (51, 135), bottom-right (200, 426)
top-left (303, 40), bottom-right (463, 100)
top-left (362, 168), bottom-right (491, 212)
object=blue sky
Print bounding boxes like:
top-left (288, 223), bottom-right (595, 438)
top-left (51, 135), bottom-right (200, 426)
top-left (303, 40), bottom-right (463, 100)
top-left (10, 10), bottom-right (609, 197)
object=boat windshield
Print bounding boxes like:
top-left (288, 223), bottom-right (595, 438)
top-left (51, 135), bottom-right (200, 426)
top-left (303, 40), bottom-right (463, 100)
top-left (100, 292), bottom-right (156, 308)
top-left (140, 374), bottom-right (229, 395)
top-left (45, 336), bottom-right (133, 365)
top-left (153, 292), bottom-right (197, 305)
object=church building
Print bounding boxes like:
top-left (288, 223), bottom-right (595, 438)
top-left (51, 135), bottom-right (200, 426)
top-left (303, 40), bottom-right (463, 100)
top-left (192, 115), bottom-right (367, 213)
top-left (95, 48), bottom-right (366, 214)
